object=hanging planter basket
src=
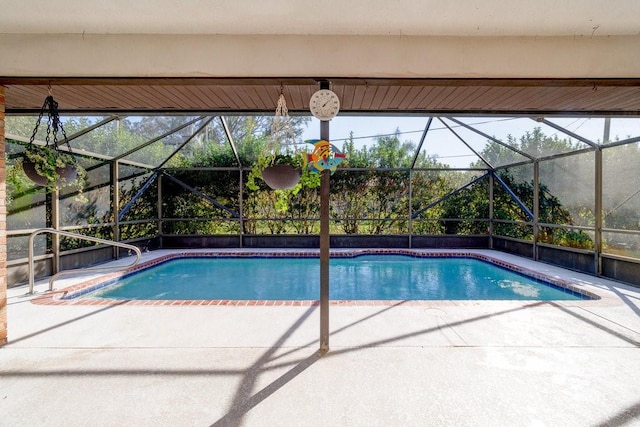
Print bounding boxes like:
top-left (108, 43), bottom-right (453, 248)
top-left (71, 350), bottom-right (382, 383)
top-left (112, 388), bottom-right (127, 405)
top-left (57, 163), bottom-right (79, 182)
top-left (20, 93), bottom-right (84, 192)
top-left (21, 160), bottom-right (49, 187)
top-left (255, 92), bottom-right (302, 190)
top-left (21, 159), bottom-right (79, 187)
top-left (261, 164), bottom-right (302, 190)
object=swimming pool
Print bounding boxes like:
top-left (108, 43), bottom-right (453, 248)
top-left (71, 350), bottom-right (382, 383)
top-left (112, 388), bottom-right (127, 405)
top-left (68, 252), bottom-right (593, 302)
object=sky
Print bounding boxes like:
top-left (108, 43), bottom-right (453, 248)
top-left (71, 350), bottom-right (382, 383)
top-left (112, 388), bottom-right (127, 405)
top-left (301, 115), bottom-right (640, 168)
top-left (38, 113), bottom-right (640, 169)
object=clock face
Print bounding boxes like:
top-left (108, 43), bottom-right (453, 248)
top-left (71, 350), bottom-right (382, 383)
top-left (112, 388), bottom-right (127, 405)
top-left (309, 89), bottom-right (340, 121)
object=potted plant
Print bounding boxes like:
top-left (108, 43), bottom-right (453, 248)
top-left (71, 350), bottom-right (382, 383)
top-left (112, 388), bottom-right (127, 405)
top-left (247, 152), bottom-right (304, 191)
top-left (18, 143), bottom-right (86, 194)
top-left (14, 92), bottom-right (86, 197)
top-left (246, 151), bottom-right (321, 217)
top-left (247, 92), bottom-right (304, 190)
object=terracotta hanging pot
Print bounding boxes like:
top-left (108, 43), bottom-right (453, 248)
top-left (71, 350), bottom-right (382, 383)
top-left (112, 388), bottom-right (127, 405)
top-left (261, 164), bottom-right (302, 190)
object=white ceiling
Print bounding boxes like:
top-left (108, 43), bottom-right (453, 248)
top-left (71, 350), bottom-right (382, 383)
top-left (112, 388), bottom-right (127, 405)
top-left (2, 0), bottom-right (640, 37)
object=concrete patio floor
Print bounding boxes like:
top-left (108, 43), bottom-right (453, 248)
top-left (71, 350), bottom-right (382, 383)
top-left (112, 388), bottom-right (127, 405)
top-left (1, 250), bottom-right (639, 426)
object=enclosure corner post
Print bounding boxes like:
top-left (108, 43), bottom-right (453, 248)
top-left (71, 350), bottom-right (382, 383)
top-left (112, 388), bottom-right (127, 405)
top-left (111, 160), bottom-right (120, 259)
top-left (157, 170), bottom-right (163, 248)
top-left (408, 169), bottom-right (413, 249)
top-left (533, 162), bottom-right (539, 261)
top-left (488, 171), bottom-right (494, 250)
top-left (595, 118), bottom-right (608, 276)
top-left (0, 85), bottom-right (7, 346)
top-left (239, 168), bottom-right (244, 248)
top-left (594, 147), bottom-right (603, 275)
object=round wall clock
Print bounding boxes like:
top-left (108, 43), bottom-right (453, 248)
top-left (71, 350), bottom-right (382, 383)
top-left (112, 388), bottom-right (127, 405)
top-left (309, 89), bottom-right (340, 121)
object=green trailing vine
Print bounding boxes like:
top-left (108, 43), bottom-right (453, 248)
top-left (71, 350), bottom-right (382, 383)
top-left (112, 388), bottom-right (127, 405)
top-left (9, 93), bottom-right (88, 203)
top-left (246, 152), bottom-right (320, 214)
top-left (12, 143), bottom-right (87, 202)
top-left (246, 153), bottom-right (303, 191)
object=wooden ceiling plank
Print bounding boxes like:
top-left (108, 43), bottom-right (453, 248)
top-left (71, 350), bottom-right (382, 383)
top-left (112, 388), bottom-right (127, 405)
top-left (120, 85), bottom-right (161, 110)
top-left (4, 79), bottom-right (640, 114)
top-left (162, 86), bottom-right (200, 109)
top-left (445, 87), bottom-right (482, 110)
top-left (349, 85), bottom-right (368, 110)
top-left (242, 86), bottom-right (269, 110)
top-left (388, 86), bottom-right (415, 110)
top-left (597, 92), bottom-right (640, 110)
top-left (371, 86), bottom-right (396, 110)
top-left (52, 86), bottom-right (95, 110)
top-left (360, 85), bottom-right (380, 110)
top-left (182, 85), bottom-right (215, 110)
top-left (456, 86), bottom-right (496, 110)
top-left (430, 86), bottom-right (468, 109)
top-left (196, 86), bottom-right (229, 109)
top-left (72, 85), bottom-right (132, 109)
top-left (148, 85), bottom-right (189, 109)
top-left (5, 86), bottom-right (43, 109)
top-left (264, 85), bottom-right (284, 110)
top-left (239, 85), bottom-right (265, 109)
top-left (571, 87), bottom-right (637, 111)
top-left (534, 86), bottom-right (606, 111)
top-left (111, 85), bottom-right (154, 110)
top-left (530, 87), bottom-right (583, 110)
top-left (338, 84), bottom-right (357, 111)
top-left (370, 86), bottom-right (393, 110)
top-left (489, 87), bottom-right (537, 110)
top-left (285, 85), bottom-right (311, 111)
top-left (401, 87), bottom-right (431, 110)
top-left (414, 86), bottom-right (449, 109)
top-left (212, 86), bottom-right (243, 110)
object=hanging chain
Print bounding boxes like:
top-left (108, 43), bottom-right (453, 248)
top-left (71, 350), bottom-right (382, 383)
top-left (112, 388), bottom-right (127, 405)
top-left (27, 94), bottom-right (72, 154)
top-left (27, 98), bottom-right (48, 148)
top-left (46, 101), bottom-right (53, 146)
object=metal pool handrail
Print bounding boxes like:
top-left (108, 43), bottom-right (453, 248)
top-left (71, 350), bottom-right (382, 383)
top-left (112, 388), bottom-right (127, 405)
top-left (28, 228), bottom-right (142, 294)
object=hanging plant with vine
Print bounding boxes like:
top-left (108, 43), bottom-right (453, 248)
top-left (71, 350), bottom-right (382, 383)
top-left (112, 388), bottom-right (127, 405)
top-left (15, 92), bottom-right (86, 198)
top-left (247, 90), bottom-right (308, 191)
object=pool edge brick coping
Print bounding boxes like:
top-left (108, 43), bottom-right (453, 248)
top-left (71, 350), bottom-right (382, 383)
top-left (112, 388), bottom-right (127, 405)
top-left (29, 249), bottom-right (612, 306)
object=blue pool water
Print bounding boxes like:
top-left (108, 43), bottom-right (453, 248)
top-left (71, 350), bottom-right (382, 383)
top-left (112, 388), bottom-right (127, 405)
top-left (85, 255), bottom-right (588, 301)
